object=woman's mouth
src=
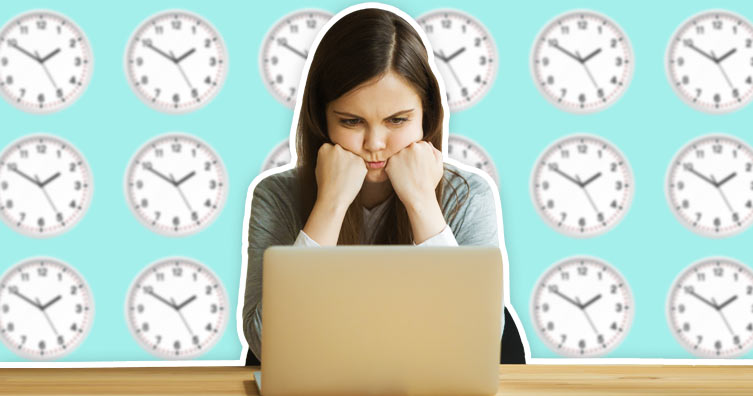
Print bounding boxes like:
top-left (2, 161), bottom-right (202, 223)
top-left (367, 161), bottom-right (386, 169)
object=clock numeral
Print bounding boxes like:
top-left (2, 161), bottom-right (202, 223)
top-left (577, 20), bottom-right (587, 30)
top-left (140, 75), bottom-right (148, 85)
top-left (20, 335), bottom-right (26, 345)
top-left (172, 267), bottom-right (182, 277)
top-left (171, 20), bottom-right (182, 30)
top-left (5, 75), bottom-right (13, 85)
top-left (36, 20), bottom-right (47, 30)
top-left (20, 273), bottom-right (29, 281)
top-left (615, 57), bottom-right (623, 67)
top-left (70, 285), bottom-right (77, 295)
top-left (70, 323), bottom-right (77, 331)
top-left (209, 180), bottom-right (217, 190)
top-left (192, 335), bottom-right (199, 345)
top-left (155, 25), bottom-right (163, 35)
top-left (615, 303), bottom-right (623, 312)
top-left (174, 340), bottom-right (180, 350)
top-left (137, 304), bottom-right (144, 313)
top-left (75, 303), bottom-right (82, 314)
top-left (74, 57), bottom-right (82, 67)
top-left (1, 57), bottom-right (7, 66)
top-left (37, 267), bottom-right (47, 277)
top-left (6, 322), bottom-right (13, 332)
top-left (156, 273), bottom-right (164, 282)
top-left (546, 321), bottom-right (554, 331)
top-left (142, 322), bottom-right (149, 332)
top-left (697, 272), bottom-right (706, 281)
top-left (210, 304), bottom-right (218, 313)
top-left (57, 335), bottom-right (64, 345)
top-left (39, 340), bottom-right (45, 351)
top-left (1, 181), bottom-right (7, 190)
top-left (205, 285), bottom-right (212, 295)
top-left (577, 266), bottom-right (587, 276)
top-left (209, 57), bottom-right (217, 67)
top-left (1, 304), bottom-right (8, 313)
top-left (677, 304), bottom-right (685, 313)
top-left (19, 25), bottom-right (29, 34)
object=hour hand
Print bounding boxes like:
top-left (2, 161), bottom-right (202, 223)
top-left (174, 48), bottom-right (196, 63)
top-left (717, 294), bottom-right (738, 310)
top-left (715, 172), bottom-right (736, 188)
top-left (174, 171), bottom-right (196, 186)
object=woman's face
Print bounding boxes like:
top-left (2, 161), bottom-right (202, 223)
top-left (326, 70), bottom-right (424, 184)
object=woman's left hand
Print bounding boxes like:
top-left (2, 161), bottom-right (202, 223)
top-left (384, 140), bottom-right (443, 209)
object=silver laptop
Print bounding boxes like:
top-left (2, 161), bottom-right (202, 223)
top-left (256, 246), bottom-right (503, 396)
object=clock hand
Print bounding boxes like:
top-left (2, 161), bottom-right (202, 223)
top-left (711, 50), bottom-right (735, 90)
top-left (711, 175), bottom-right (736, 214)
top-left (170, 50), bottom-right (195, 91)
top-left (175, 295), bottom-right (197, 311)
top-left (145, 41), bottom-right (176, 63)
top-left (174, 170), bottom-right (196, 186)
top-left (551, 166), bottom-right (582, 187)
top-left (686, 42), bottom-right (717, 64)
top-left (39, 171), bottom-right (61, 188)
top-left (686, 289), bottom-right (717, 310)
top-left (278, 40), bottom-right (307, 59)
top-left (686, 166), bottom-right (716, 187)
top-left (145, 288), bottom-right (177, 310)
top-left (39, 48), bottom-right (61, 64)
top-left (441, 50), bottom-right (465, 89)
top-left (580, 293), bottom-right (602, 309)
top-left (712, 298), bottom-right (736, 337)
top-left (581, 48), bottom-right (602, 63)
top-left (170, 173), bottom-right (196, 217)
top-left (576, 297), bottom-right (600, 335)
top-left (174, 48), bottom-right (196, 64)
top-left (717, 294), bottom-right (738, 310)
top-left (40, 295), bottom-right (62, 311)
top-left (36, 297), bottom-right (60, 337)
top-left (171, 297), bottom-right (196, 337)
top-left (9, 42), bottom-right (41, 62)
top-left (576, 50), bottom-right (600, 90)
top-left (580, 172), bottom-right (602, 188)
top-left (35, 174), bottom-right (61, 216)
top-left (550, 288), bottom-right (582, 309)
top-left (715, 172), bottom-right (736, 188)
top-left (445, 46), bottom-right (466, 63)
top-left (716, 48), bottom-right (737, 64)
top-left (9, 166), bottom-right (42, 187)
top-left (35, 50), bottom-right (59, 90)
top-left (576, 174), bottom-right (601, 215)
top-left (9, 287), bottom-right (43, 309)
top-left (145, 165), bottom-right (177, 186)
top-left (433, 50), bottom-right (447, 62)
top-left (551, 42), bottom-right (582, 64)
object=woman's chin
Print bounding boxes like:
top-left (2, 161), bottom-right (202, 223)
top-left (365, 169), bottom-right (389, 183)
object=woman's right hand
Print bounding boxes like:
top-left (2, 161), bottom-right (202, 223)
top-left (315, 143), bottom-right (368, 209)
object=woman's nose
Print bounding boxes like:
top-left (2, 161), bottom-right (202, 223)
top-left (363, 127), bottom-right (387, 152)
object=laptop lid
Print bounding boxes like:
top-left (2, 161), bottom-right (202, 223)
top-left (260, 246), bottom-right (503, 396)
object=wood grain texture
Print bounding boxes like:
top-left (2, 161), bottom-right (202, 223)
top-left (0, 365), bottom-right (751, 395)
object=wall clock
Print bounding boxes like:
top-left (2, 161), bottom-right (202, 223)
top-left (667, 257), bottom-right (753, 357)
top-left (531, 10), bottom-right (634, 113)
top-left (0, 10), bottom-right (93, 113)
top-left (531, 256), bottom-right (634, 357)
top-left (416, 9), bottom-right (498, 112)
top-left (125, 257), bottom-right (228, 359)
top-left (259, 9), bottom-right (332, 108)
top-left (125, 10), bottom-right (228, 113)
top-left (531, 134), bottom-right (634, 238)
top-left (666, 10), bottom-right (753, 113)
top-left (447, 133), bottom-right (499, 187)
top-left (665, 134), bottom-right (753, 238)
top-left (0, 257), bottom-right (94, 360)
top-left (260, 138), bottom-right (292, 172)
top-left (0, 134), bottom-right (93, 238)
top-left (124, 133), bottom-right (228, 237)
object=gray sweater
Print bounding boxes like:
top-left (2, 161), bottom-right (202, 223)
top-left (242, 162), bottom-right (501, 361)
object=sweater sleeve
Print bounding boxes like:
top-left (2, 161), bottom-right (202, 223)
top-left (242, 173), bottom-right (299, 362)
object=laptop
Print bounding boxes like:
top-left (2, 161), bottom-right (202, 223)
top-left (256, 246), bottom-right (503, 396)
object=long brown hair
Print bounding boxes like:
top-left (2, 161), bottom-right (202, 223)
top-left (296, 7), bottom-right (469, 245)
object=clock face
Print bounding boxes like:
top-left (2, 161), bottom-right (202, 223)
top-left (0, 10), bottom-right (93, 113)
top-left (0, 134), bottom-right (93, 238)
top-left (124, 133), bottom-right (228, 237)
top-left (260, 139), bottom-right (292, 172)
top-left (259, 9), bottom-right (332, 108)
top-left (125, 257), bottom-right (229, 359)
top-left (0, 257), bottom-right (94, 360)
top-left (447, 133), bottom-right (499, 187)
top-left (667, 257), bottom-right (753, 358)
top-left (531, 256), bottom-right (634, 357)
top-left (531, 10), bottom-right (634, 113)
top-left (665, 134), bottom-right (753, 238)
top-left (531, 134), bottom-right (634, 238)
top-left (666, 10), bottom-right (753, 113)
top-left (125, 10), bottom-right (228, 113)
top-left (417, 9), bottom-right (498, 112)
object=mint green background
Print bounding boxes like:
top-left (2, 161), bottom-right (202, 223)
top-left (1, 0), bottom-right (752, 361)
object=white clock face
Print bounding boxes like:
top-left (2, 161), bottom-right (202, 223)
top-left (259, 9), bottom-right (332, 108)
top-left (531, 256), bottom-right (634, 357)
top-left (0, 257), bottom-right (94, 360)
top-left (0, 134), bottom-right (93, 238)
top-left (124, 133), bottom-right (228, 237)
top-left (0, 10), bottom-right (93, 113)
top-left (531, 10), bottom-right (634, 113)
top-left (447, 133), bottom-right (499, 187)
top-left (126, 257), bottom-right (228, 359)
top-left (665, 134), bottom-right (753, 238)
top-left (125, 10), bottom-right (228, 113)
top-left (666, 10), bottom-right (753, 113)
top-left (667, 257), bottom-right (753, 358)
top-left (531, 134), bottom-right (634, 238)
top-left (261, 139), bottom-right (292, 172)
top-left (417, 9), bottom-right (498, 112)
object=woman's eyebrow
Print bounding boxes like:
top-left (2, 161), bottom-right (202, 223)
top-left (332, 108), bottom-right (414, 119)
top-left (332, 110), bottom-right (362, 118)
top-left (383, 109), bottom-right (414, 119)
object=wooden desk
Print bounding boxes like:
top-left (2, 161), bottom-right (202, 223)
top-left (0, 365), bottom-right (751, 395)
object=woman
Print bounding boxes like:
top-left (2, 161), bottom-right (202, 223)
top-left (242, 6), bottom-right (515, 363)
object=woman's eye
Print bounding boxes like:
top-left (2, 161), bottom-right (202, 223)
top-left (389, 117), bottom-right (408, 125)
top-left (339, 118), bottom-right (361, 126)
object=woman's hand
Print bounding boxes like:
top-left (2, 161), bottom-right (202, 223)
top-left (315, 143), bottom-right (368, 210)
top-left (384, 140), bottom-right (443, 210)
